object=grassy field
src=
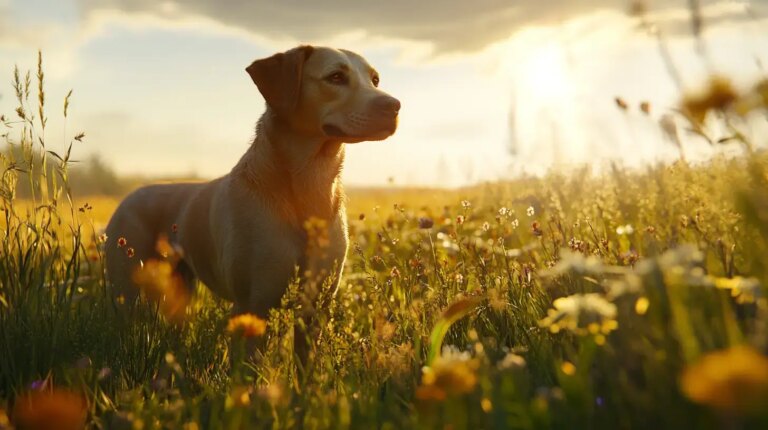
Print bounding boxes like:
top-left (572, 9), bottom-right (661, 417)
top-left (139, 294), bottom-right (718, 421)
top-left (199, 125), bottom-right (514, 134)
top-left (2, 59), bottom-right (768, 430)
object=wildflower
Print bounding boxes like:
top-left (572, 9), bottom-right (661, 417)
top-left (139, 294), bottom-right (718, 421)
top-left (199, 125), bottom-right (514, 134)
top-left (539, 293), bottom-right (618, 337)
top-left (417, 346), bottom-right (479, 401)
top-left (418, 217), bottom-right (434, 229)
top-left (481, 398), bottom-right (493, 412)
top-left (526, 206), bottom-right (535, 216)
top-left (561, 361), bottom-right (577, 376)
top-left (456, 215), bottom-right (465, 225)
top-left (498, 207), bottom-right (510, 217)
top-left (98, 233), bottom-right (108, 243)
top-left (227, 313), bottom-right (267, 338)
top-left (125, 247), bottom-right (135, 258)
top-left (12, 388), bottom-right (87, 430)
top-left (531, 221), bottom-right (543, 237)
top-left (482, 222), bottom-right (490, 232)
top-left (461, 200), bottom-right (471, 209)
top-left (616, 224), bottom-right (634, 235)
top-left (511, 218), bottom-right (519, 229)
top-left (635, 296), bottom-right (650, 315)
top-left (681, 345), bottom-right (768, 415)
top-left (132, 259), bottom-right (190, 321)
top-left (116, 237), bottom-right (127, 247)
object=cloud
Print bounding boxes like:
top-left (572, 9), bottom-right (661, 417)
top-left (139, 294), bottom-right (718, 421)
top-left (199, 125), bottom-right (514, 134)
top-left (78, 0), bottom-right (768, 54)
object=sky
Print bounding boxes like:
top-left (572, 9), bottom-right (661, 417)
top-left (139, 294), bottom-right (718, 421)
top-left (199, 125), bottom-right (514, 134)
top-left (1, 0), bottom-right (767, 187)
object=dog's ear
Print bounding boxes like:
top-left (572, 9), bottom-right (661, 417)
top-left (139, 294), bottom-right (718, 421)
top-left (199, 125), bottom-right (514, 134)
top-left (246, 45), bottom-right (314, 117)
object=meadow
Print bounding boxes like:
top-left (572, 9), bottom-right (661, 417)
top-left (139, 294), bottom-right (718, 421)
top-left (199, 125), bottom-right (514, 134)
top-left (1, 56), bottom-right (768, 430)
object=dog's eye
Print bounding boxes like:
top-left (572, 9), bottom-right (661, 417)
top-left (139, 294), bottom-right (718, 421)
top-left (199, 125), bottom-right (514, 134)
top-left (372, 75), bottom-right (380, 87)
top-left (325, 72), bottom-right (348, 85)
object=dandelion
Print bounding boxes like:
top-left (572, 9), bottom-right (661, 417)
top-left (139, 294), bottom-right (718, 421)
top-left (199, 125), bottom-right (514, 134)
top-left (227, 313), bottom-right (267, 338)
top-left (681, 345), bottom-right (768, 416)
top-left (526, 206), bottom-right (535, 216)
top-left (539, 293), bottom-right (618, 337)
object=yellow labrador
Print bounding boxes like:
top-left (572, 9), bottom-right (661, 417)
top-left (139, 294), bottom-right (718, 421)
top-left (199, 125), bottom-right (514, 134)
top-left (105, 46), bottom-right (399, 322)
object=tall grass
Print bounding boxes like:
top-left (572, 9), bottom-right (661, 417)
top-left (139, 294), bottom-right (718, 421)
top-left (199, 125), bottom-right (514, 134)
top-left (1, 55), bottom-right (768, 429)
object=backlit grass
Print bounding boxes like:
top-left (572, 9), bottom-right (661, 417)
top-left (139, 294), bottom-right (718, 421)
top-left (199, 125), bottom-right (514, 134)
top-left (1, 54), bottom-right (768, 430)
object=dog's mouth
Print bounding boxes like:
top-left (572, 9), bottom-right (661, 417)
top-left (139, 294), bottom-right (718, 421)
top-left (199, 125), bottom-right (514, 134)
top-left (322, 124), bottom-right (348, 138)
top-left (322, 120), bottom-right (397, 142)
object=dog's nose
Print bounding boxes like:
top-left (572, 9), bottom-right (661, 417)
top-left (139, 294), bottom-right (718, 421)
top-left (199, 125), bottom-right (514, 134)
top-left (372, 95), bottom-right (401, 116)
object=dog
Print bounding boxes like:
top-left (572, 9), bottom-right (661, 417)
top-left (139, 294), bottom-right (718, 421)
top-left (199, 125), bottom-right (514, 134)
top-left (105, 45), bottom-right (400, 344)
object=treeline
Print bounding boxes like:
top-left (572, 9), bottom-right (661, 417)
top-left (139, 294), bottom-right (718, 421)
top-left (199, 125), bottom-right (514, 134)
top-left (4, 146), bottom-right (199, 198)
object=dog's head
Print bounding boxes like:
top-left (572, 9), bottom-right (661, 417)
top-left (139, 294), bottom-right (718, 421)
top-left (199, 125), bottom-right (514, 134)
top-left (246, 45), bottom-right (400, 143)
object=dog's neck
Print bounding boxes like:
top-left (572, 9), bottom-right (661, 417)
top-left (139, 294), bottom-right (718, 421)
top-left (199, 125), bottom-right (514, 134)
top-left (234, 110), bottom-right (346, 223)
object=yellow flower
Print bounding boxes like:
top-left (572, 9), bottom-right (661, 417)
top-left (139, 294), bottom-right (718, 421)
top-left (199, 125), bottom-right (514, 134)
top-left (132, 259), bottom-right (190, 322)
top-left (227, 314), bottom-right (267, 338)
top-left (681, 345), bottom-right (768, 416)
top-left (416, 346), bottom-right (479, 401)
